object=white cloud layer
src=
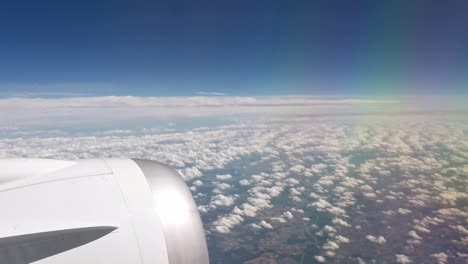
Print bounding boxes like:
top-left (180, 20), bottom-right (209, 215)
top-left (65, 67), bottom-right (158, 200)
top-left (0, 95), bottom-right (412, 130)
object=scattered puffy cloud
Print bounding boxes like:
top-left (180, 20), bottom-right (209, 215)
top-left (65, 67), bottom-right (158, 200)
top-left (211, 194), bottom-right (238, 207)
top-left (213, 214), bottom-right (244, 234)
top-left (180, 167), bottom-right (203, 180)
top-left (282, 211), bottom-right (293, 220)
top-left (430, 253), bottom-right (448, 264)
top-left (259, 220), bottom-right (273, 229)
top-left (450, 225), bottom-right (468, 235)
top-left (366, 235), bottom-right (386, 244)
top-left (395, 254), bottom-right (412, 263)
top-left (213, 182), bottom-right (232, 194)
top-left (413, 224), bottom-right (430, 233)
top-left (323, 225), bottom-right (337, 233)
top-left (315, 256), bottom-right (326, 263)
top-left (192, 180), bottom-right (204, 186)
top-left (310, 199), bottom-right (332, 210)
top-left (335, 235), bottom-right (350, 244)
top-left (322, 240), bottom-right (339, 250)
top-left (239, 179), bottom-right (251, 186)
top-left (216, 174), bottom-right (233, 180)
top-left (397, 208), bottom-right (412, 215)
top-left (250, 223), bottom-right (262, 230)
top-left (332, 218), bottom-right (351, 227)
top-left (408, 230), bottom-right (422, 240)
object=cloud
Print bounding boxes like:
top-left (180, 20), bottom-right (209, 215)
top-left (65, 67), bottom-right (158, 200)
top-left (408, 230), bottom-right (422, 240)
top-left (335, 235), bottom-right (350, 243)
top-left (289, 164), bottom-right (305, 173)
top-left (431, 253), bottom-right (448, 264)
top-left (197, 205), bottom-right (209, 213)
top-left (282, 211), bottom-right (293, 220)
top-left (271, 217), bottom-right (286, 224)
top-left (323, 225), bottom-right (337, 233)
top-left (197, 92), bottom-right (226, 96)
top-left (259, 220), bottom-right (273, 229)
top-left (413, 224), bottom-right (430, 233)
top-left (395, 254), bottom-right (412, 263)
top-left (450, 225), bottom-right (468, 235)
top-left (250, 223), bottom-right (262, 230)
top-left (213, 214), bottom-right (244, 234)
top-left (314, 256), bottom-right (326, 263)
top-left (332, 218), bottom-right (351, 227)
top-left (192, 180), bottom-right (204, 186)
top-left (233, 204), bottom-right (259, 217)
top-left (366, 235), bottom-right (386, 244)
top-left (363, 192), bottom-right (376, 198)
top-left (211, 194), bottom-right (238, 207)
top-left (327, 206), bottom-right (347, 216)
top-left (397, 208), bottom-right (412, 215)
top-left (216, 174), bottom-right (233, 180)
top-left (322, 240), bottom-right (339, 250)
top-left (285, 178), bottom-right (300, 185)
top-left (212, 182), bottom-right (232, 194)
top-left (289, 187), bottom-right (301, 196)
top-left (310, 199), bottom-right (332, 210)
top-left (239, 179), bottom-right (251, 186)
top-left (266, 186), bottom-right (284, 197)
top-left (180, 167), bottom-right (203, 180)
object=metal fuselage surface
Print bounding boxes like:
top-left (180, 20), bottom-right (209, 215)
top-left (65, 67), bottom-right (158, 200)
top-left (0, 158), bottom-right (209, 264)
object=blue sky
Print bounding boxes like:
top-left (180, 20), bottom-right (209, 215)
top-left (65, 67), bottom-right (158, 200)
top-left (0, 0), bottom-right (467, 97)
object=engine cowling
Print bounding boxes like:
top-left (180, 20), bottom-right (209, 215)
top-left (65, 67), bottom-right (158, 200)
top-left (0, 158), bottom-right (209, 264)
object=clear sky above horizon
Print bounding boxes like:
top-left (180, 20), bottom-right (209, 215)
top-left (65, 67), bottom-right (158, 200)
top-left (1, 0), bottom-right (467, 97)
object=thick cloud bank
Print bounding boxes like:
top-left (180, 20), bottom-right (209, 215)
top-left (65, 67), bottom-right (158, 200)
top-left (0, 95), bottom-right (447, 131)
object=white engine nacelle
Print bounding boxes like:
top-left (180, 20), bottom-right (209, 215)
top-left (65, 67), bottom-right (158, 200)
top-left (0, 159), bottom-right (209, 264)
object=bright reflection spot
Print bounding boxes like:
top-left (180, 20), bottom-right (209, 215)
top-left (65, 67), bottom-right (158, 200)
top-left (155, 189), bottom-right (191, 226)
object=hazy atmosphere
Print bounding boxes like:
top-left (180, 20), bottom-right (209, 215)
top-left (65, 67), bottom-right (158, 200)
top-left (1, 0), bottom-right (467, 263)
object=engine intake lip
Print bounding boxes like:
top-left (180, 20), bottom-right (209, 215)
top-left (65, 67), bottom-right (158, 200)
top-left (133, 159), bottom-right (209, 264)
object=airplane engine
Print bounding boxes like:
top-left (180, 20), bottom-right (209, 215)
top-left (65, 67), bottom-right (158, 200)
top-left (0, 158), bottom-right (209, 264)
